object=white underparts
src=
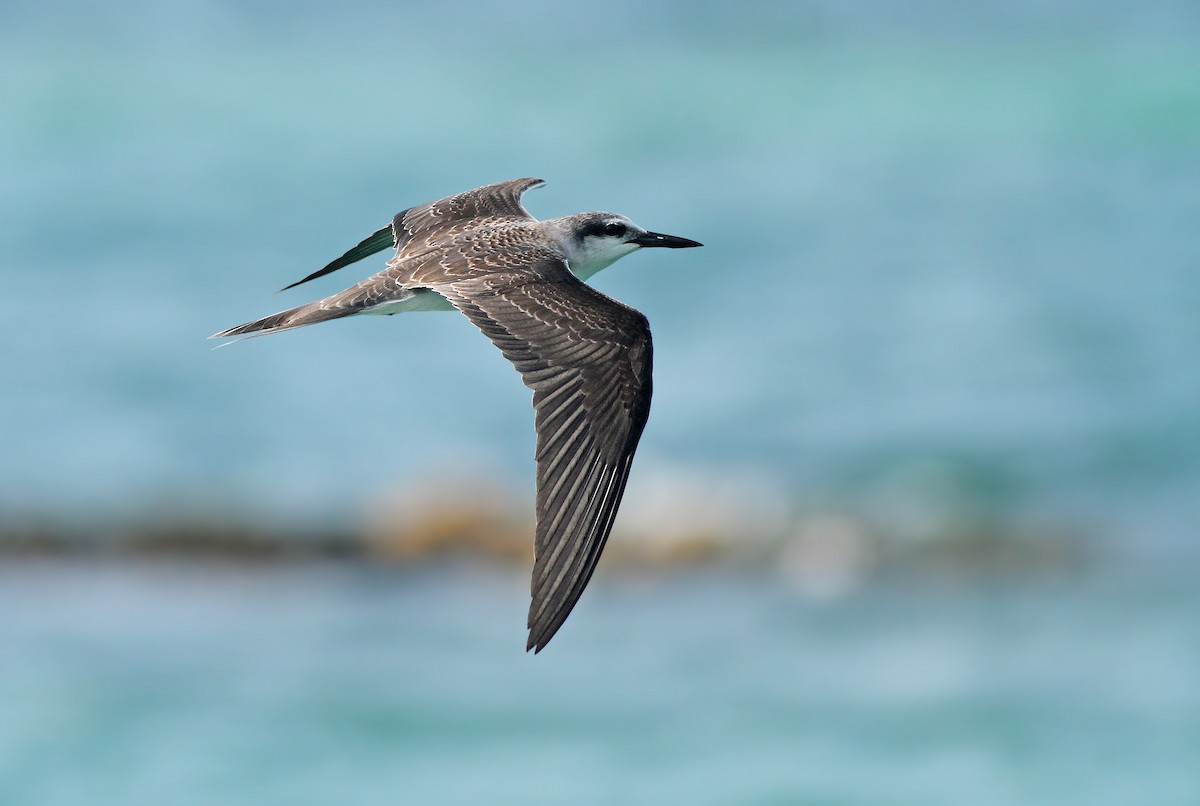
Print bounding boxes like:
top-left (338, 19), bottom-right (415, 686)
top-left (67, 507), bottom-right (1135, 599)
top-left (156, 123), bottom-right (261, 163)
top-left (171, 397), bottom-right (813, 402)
top-left (361, 288), bottom-right (455, 315)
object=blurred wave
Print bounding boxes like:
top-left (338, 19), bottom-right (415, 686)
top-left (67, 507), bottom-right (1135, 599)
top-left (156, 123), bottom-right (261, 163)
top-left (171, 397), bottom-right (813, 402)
top-left (1, 560), bottom-right (1196, 805)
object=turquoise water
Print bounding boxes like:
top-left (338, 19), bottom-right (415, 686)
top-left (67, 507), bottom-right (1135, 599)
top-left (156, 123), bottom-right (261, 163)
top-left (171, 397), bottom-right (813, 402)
top-left (1, 562), bottom-right (1196, 805)
top-left (2, 4), bottom-right (1200, 802)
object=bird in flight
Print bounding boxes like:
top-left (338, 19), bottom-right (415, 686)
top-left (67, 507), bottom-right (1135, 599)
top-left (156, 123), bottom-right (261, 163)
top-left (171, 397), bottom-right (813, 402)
top-left (212, 178), bottom-right (702, 651)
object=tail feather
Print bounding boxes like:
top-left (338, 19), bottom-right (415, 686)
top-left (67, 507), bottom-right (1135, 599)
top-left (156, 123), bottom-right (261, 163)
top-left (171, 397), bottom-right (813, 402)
top-left (209, 300), bottom-right (361, 344)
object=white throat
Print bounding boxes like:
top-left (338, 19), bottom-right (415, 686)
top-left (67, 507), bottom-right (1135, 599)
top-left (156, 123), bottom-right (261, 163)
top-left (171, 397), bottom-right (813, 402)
top-left (543, 217), bottom-right (639, 281)
top-left (566, 240), bottom-right (637, 280)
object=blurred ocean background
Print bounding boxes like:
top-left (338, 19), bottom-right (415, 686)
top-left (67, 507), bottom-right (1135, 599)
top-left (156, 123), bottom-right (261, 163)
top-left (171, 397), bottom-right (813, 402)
top-left (2, 0), bottom-right (1198, 803)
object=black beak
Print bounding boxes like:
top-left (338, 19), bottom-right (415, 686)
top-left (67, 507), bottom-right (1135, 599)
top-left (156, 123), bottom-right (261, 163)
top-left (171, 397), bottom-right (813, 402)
top-left (631, 230), bottom-right (703, 248)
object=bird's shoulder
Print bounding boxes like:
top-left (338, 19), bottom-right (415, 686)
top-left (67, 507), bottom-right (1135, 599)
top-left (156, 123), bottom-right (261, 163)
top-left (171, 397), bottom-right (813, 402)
top-left (389, 222), bottom-right (564, 282)
top-left (390, 178), bottom-right (545, 255)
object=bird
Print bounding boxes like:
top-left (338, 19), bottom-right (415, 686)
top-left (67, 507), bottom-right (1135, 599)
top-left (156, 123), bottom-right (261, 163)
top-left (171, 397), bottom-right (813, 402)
top-left (211, 177), bottom-right (702, 651)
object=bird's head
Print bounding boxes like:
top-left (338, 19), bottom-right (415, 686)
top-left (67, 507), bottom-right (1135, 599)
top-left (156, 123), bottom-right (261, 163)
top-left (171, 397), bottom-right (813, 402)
top-left (554, 212), bottom-right (702, 280)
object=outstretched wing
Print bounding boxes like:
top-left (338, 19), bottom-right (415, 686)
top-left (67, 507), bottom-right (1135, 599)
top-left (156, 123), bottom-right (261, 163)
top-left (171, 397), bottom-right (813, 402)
top-left (280, 178), bottom-right (546, 291)
top-left (430, 257), bottom-right (653, 652)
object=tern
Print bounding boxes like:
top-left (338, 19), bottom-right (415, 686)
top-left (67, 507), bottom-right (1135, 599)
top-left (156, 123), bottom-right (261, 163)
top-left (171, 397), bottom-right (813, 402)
top-left (212, 178), bottom-right (702, 651)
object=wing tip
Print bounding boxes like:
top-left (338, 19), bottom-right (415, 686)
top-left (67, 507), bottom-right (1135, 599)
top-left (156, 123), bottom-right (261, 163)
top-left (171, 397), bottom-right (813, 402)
top-left (525, 628), bottom-right (553, 654)
top-left (508, 177), bottom-right (546, 196)
top-left (526, 602), bottom-right (569, 653)
top-left (525, 593), bottom-right (582, 654)
top-left (278, 223), bottom-right (395, 292)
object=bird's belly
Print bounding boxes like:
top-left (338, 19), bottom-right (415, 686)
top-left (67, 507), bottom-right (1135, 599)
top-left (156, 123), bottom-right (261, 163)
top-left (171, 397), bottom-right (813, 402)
top-left (363, 289), bottom-right (455, 315)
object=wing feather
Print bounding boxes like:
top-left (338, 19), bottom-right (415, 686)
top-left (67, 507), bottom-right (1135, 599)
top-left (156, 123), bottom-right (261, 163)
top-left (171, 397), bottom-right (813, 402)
top-left (280, 224), bottom-right (394, 291)
top-left (279, 178), bottom-right (545, 290)
top-left (427, 257), bottom-right (653, 652)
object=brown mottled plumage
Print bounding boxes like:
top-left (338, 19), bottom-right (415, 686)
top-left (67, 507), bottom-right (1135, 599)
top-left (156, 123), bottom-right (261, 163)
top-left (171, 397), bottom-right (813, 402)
top-left (212, 178), bottom-right (701, 651)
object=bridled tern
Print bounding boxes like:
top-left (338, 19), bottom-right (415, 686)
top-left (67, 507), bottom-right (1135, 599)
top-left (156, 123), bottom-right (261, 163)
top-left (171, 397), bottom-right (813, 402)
top-left (212, 178), bottom-right (702, 651)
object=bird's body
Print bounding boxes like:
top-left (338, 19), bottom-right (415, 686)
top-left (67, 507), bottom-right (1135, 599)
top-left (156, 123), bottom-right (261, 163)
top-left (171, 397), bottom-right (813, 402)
top-left (212, 178), bottom-right (701, 651)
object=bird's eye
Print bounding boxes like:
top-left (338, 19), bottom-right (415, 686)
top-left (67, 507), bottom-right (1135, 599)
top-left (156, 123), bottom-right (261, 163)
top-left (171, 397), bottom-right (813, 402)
top-left (603, 222), bottom-right (627, 238)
